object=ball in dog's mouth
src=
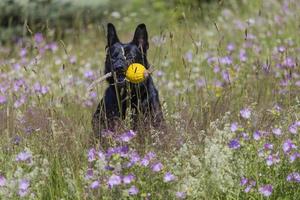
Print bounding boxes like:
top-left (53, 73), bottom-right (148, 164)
top-left (125, 63), bottom-right (148, 84)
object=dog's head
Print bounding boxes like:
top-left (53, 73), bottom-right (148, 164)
top-left (104, 23), bottom-right (150, 85)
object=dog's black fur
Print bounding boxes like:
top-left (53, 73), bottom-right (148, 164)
top-left (92, 23), bottom-right (164, 144)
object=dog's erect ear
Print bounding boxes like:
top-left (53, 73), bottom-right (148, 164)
top-left (132, 24), bottom-right (149, 51)
top-left (107, 23), bottom-right (120, 47)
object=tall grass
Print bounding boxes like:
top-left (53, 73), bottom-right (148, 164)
top-left (0, 0), bottom-right (300, 199)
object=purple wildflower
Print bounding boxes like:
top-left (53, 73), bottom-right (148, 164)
top-left (227, 43), bottom-right (235, 52)
top-left (196, 78), bottom-right (206, 88)
top-left (108, 174), bottom-right (121, 188)
top-left (262, 63), bottom-right (271, 73)
top-left (239, 49), bottom-right (247, 62)
top-left (283, 57), bottom-right (295, 68)
top-left (127, 151), bottom-right (140, 167)
top-left (254, 45), bottom-right (261, 54)
top-left (222, 70), bottom-right (230, 82)
top-left (213, 65), bottom-right (220, 73)
top-left (240, 177), bottom-right (248, 186)
top-left (234, 20), bottom-right (245, 30)
top-left (156, 70), bottom-right (164, 77)
top-left (34, 33), bottom-right (44, 43)
top-left (245, 33), bottom-right (256, 40)
top-left (84, 70), bottom-right (94, 79)
top-left (40, 86), bottom-right (49, 94)
top-left (214, 80), bottom-right (223, 88)
top-left (129, 151), bottom-right (141, 163)
top-left (184, 51), bottom-right (193, 62)
top-left (266, 156), bottom-right (274, 166)
top-left (289, 123), bottom-right (298, 134)
top-left (97, 150), bottom-right (105, 161)
top-left (241, 132), bottom-right (250, 140)
top-left (89, 91), bottom-right (97, 100)
top-left (33, 82), bottom-right (49, 95)
top-left (140, 152), bottom-right (156, 167)
top-left (272, 128), bottom-right (282, 136)
top-left (16, 150), bottom-right (32, 162)
top-left (123, 174), bottom-right (135, 184)
top-left (33, 82), bottom-right (41, 92)
top-left (18, 179), bottom-right (30, 197)
top-left (140, 158), bottom-right (150, 166)
top-left (287, 172), bottom-right (300, 183)
top-left (288, 125), bottom-right (298, 134)
top-left (290, 152), bottom-right (300, 163)
top-left (241, 178), bottom-right (256, 193)
top-left (244, 185), bottom-right (252, 193)
top-left (259, 184), bottom-right (273, 197)
top-left (85, 168), bottom-right (94, 180)
top-left (220, 56), bottom-right (232, 65)
top-left (164, 172), bottom-right (176, 182)
top-left (273, 104), bottom-right (282, 112)
top-left (39, 46), bottom-right (46, 55)
top-left (0, 175), bottom-right (6, 187)
top-left (90, 180), bottom-right (100, 189)
top-left (106, 146), bottom-right (129, 158)
top-left (258, 149), bottom-right (264, 157)
top-left (46, 42), bottom-right (58, 52)
top-left (104, 165), bottom-right (114, 171)
top-left (264, 143), bottom-right (274, 150)
top-left (118, 130), bottom-right (136, 142)
top-left (228, 139), bottom-right (241, 149)
top-left (266, 153), bottom-right (280, 166)
top-left (106, 147), bottom-right (118, 158)
top-left (230, 122), bottom-right (238, 132)
top-left (88, 148), bottom-right (96, 162)
top-left (0, 95), bottom-right (6, 104)
top-left (0, 83), bottom-right (8, 93)
top-left (19, 48), bottom-right (27, 57)
top-left (13, 79), bottom-right (26, 92)
top-left (151, 162), bottom-right (163, 172)
top-left (118, 146), bottom-right (129, 157)
top-left (253, 131), bottom-right (261, 140)
top-left (176, 191), bottom-right (187, 199)
top-left (14, 95), bottom-right (26, 108)
top-left (282, 139), bottom-right (296, 154)
top-left (245, 180), bottom-right (256, 193)
top-left (240, 108), bottom-right (251, 119)
top-left (128, 185), bottom-right (139, 195)
top-left (277, 46), bottom-right (285, 53)
top-left (69, 56), bottom-right (77, 64)
top-left (83, 100), bottom-right (93, 107)
top-left (280, 79), bottom-right (289, 87)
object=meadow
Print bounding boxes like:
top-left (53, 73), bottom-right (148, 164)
top-left (0, 0), bottom-right (300, 199)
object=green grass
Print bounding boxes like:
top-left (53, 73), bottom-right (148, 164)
top-left (0, 0), bottom-right (300, 199)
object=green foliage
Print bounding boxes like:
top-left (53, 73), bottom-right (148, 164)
top-left (0, 0), bottom-right (228, 42)
top-left (169, 114), bottom-right (241, 199)
top-left (0, 0), bottom-right (110, 42)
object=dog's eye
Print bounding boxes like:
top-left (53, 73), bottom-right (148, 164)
top-left (126, 52), bottom-right (135, 60)
top-left (111, 51), bottom-right (120, 58)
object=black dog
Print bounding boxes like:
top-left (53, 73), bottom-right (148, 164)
top-left (92, 23), bottom-right (164, 144)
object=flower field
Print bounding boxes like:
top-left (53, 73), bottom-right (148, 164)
top-left (0, 0), bottom-right (299, 199)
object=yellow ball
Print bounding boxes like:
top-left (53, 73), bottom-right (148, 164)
top-left (125, 63), bottom-right (148, 83)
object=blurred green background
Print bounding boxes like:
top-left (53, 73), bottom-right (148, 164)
top-left (0, 0), bottom-right (243, 42)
